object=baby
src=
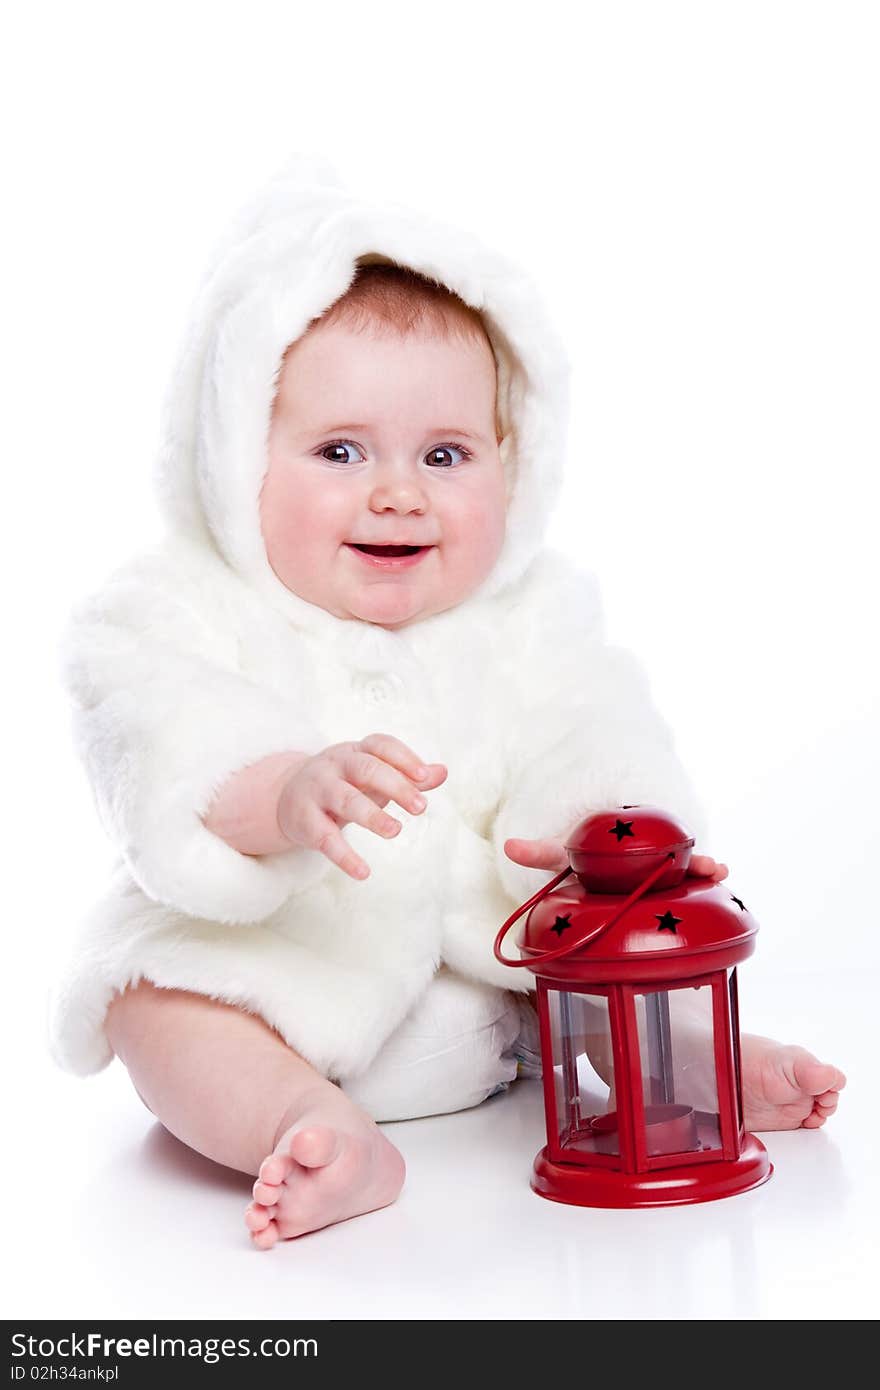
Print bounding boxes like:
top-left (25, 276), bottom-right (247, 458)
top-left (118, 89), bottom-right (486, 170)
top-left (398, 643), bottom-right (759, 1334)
top-left (50, 158), bottom-right (845, 1251)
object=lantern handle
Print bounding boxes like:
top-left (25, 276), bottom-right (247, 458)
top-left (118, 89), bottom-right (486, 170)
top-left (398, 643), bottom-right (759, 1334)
top-left (493, 853), bottom-right (676, 968)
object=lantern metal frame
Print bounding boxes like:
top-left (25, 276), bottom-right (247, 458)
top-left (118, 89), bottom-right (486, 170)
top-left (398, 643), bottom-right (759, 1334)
top-left (495, 827), bottom-right (772, 1209)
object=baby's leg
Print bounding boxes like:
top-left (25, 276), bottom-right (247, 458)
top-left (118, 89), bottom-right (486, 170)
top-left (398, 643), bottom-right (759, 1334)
top-left (106, 982), bottom-right (406, 1249)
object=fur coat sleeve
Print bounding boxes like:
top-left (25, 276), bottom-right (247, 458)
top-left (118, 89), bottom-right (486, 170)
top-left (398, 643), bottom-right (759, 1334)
top-left (59, 541), bottom-right (335, 925)
top-left (490, 552), bottom-right (710, 908)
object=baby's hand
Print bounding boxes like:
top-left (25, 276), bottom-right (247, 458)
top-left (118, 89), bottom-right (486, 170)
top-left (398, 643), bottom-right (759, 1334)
top-left (504, 839), bottom-right (729, 882)
top-left (688, 854), bottom-right (729, 882)
top-left (277, 733), bottom-right (447, 881)
top-left (503, 838), bottom-right (569, 874)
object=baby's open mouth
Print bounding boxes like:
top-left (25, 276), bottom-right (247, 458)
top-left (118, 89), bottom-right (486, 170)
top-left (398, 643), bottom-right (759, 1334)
top-left (349, 544), bottom-right (426, 557)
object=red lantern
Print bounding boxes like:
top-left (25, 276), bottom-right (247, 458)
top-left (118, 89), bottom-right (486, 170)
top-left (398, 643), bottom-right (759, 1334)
top-left (494, 806), bottom-right (772, 1208)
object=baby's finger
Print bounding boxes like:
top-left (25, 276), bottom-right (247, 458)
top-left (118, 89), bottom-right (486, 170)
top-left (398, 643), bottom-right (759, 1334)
top-left (504, 837), bottom-right (569, 872)
top-left (340, 747), bottom-right (431, 816)
top-left (689, 855), bottom-right (725, 878)
top-left (357, 733), bottom-right (447, 788)
top-left (312, 815), bottom-right (371, 880)
top-left (326, 779), bottom-right (402, 840)
top-left (359, 786), bottom-right (392, 811)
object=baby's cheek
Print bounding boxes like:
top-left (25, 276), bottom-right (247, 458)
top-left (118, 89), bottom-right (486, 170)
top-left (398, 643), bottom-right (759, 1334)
top-left (258, 454), bottom-right (288, 535)
top-left (258, 487), bottom-right (283, 537)
top-left (259, 457), bottom-right (329, 556)
top-left (463, 490), bottom-right (506, 563)
top-left (258, 485), bottom-right (296, 566)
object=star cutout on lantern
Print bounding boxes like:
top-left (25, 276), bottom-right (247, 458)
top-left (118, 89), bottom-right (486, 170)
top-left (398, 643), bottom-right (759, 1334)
top-left (730, 895), bottom-right (747, 912)
top-left (608, 818), bottom-right (636, 842)
top-left (655, 910), bottom-right (683, 933)
top-left (550, 914), bottom-right (572, 938)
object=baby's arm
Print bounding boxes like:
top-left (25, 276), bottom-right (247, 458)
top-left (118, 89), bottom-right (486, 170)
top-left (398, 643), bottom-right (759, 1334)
top-left (202, 750), bottom-right (310, 855)
top-left (492, 556), bottom-right (711, 909)
top-left (60, 545), bottom-right (335, 923)
top-left (439, 554), bottom-right (709, 990)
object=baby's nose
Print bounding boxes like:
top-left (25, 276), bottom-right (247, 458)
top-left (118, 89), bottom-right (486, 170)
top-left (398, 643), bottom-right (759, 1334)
top-left (368, 471), bottom-right (428, 513)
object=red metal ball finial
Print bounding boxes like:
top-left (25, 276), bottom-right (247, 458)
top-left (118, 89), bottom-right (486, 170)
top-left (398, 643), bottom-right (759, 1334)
top-left (564, 805), bottom-right (695, 894)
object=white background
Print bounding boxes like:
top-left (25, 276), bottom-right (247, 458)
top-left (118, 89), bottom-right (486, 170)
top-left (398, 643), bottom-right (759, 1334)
top-left (3, 0), bottom-right (878, 1321)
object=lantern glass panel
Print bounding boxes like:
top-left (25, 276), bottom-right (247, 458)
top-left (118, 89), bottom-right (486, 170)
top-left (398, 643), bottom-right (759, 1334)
top-left (634, 986), bottom-right (722, 1156)
top-left (548, 989), bottom-right (618, 1157)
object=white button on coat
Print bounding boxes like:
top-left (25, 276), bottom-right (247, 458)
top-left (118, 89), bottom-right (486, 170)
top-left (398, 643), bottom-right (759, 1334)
top-left (352, 671), bottom-right (404, 705)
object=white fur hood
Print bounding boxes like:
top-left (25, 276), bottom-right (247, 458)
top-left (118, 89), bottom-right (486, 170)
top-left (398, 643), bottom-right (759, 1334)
top-left (50, 156), bottom-right (709, 1084)
top-left (156, 152), bottom-right (572, 631)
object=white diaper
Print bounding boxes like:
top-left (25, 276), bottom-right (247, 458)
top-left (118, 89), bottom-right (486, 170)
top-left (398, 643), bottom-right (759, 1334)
top-left (339, 967), bottom-right (543, 1122)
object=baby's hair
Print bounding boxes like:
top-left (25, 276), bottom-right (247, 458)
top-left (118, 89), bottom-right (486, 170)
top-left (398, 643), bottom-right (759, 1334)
top-left (283, 258), bottom-right (504, 443)
top-left (309, 258), bottom-right (493, 351)
top-left (271, 254), bottom-right (503, 439)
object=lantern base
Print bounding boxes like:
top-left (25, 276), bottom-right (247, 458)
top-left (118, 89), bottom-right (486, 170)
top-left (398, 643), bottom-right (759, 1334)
top-left (531, 1133), bottom-right (772, 1209)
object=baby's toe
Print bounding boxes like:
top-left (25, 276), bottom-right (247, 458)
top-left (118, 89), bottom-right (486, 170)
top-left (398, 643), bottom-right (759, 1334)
top-left (814, 1089), bottom-right (839, 1114)
top-left (251, 1220), bottom-right (280, 1250)
top-left (244, 1203), bottom-right (273, 1233)
top-left (790, 1052), bottom-right (843, 1099)
top-left (288, 1125), bottom-right (343, 1169)
top-left (801, 1112), bottom-right (827, 1129)
top-left (253, 1179), bottom-right (281, 1205)
top-left (260, 1151), bottom-right (295, 1186)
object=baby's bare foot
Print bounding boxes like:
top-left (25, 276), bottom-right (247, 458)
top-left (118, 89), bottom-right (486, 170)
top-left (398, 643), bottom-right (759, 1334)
top-left (244, 1092), bottom-right (405, 1249)
top-left (740, 1033), bottom-right (846, 1132)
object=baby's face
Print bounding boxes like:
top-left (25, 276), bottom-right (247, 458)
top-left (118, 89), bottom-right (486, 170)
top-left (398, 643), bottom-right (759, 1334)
top-left (261, 320), bottom-right (506, 628)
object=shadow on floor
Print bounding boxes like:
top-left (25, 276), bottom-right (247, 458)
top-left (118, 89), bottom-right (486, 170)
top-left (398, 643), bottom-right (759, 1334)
top-left (139, 1120), bottom-right (253, 1196)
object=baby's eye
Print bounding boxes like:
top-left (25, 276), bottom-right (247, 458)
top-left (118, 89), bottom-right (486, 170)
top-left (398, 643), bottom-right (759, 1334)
top-left (319, 440), bottom-right (365, 465)
top-left (425, 442), bottom-right (472, 468)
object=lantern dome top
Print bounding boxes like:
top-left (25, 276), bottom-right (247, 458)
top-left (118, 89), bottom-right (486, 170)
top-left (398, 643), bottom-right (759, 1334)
top-left (565, 805), bottom-right (694, 894)
top-left (515, 805), bottom-right (759, 983)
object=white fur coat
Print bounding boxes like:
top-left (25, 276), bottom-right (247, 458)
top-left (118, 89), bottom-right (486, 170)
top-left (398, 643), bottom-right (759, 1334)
top-left (48, 155), bottom-right (708, 1081)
